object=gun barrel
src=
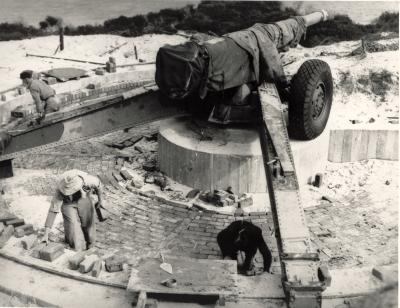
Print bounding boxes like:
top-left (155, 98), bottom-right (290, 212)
top-left (302, 10), bottom-right (329, 27)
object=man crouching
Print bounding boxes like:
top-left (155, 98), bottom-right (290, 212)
top-left (41, 169), bottom-right (105, 251)
top-left (217, 220), bottom-right (272, 276)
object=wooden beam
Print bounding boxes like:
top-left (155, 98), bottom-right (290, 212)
top-left (100, 42), bottom-right (128, 56)
top-left (26, 53), bottom-right (104, 65)
top-left (116, 62), bottom-right (155, 68)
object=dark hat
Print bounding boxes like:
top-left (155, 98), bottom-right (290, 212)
top-left (20, 70), bottom-right (33, 79)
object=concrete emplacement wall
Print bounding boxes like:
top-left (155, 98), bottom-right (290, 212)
top-left (158, 117), bottom-right (398, 193)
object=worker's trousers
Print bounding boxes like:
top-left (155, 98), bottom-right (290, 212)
top-left (61, 197), bottom-right (96, 251)
top-left (44, 96), bottom-right (60, 113)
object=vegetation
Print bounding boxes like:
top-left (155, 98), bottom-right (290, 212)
top-left (0, 2), bottom-right (398, 46)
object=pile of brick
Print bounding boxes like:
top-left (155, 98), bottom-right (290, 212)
top-left (198, 190), bottom-right (253, 208)
top-left (68, 250), bottom-right (126, 277)
top-left (0, 214), bottom-right (34, 248)
top-left (0, 213), bottom-right (127, 278)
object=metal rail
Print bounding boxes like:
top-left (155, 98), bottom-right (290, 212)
top-left (258, 82), bottom-right (328, 308)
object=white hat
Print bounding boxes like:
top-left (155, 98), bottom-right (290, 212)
top-left (58, 170), bottom-right (84, 196)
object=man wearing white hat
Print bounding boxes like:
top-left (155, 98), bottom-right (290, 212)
top-left (42, 169), bottom-right (104, 251)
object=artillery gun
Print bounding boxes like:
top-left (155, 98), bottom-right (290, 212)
top-left (0, 10), bottom-right (334, 308)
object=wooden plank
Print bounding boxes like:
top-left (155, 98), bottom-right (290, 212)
top-left (358, 130), bottom-right (370, 161)
top-left (328, 130), bottom-right (344, 162)
top-left (376, 130), bottom-right (388, 160)
top-left (350, 130), bottom-right (363, 162)
top-left (26, 53), bottom-right (104, 65)
top-left (367, 130), bottom-right (378, 159)
top-left (127, 256), bottom-right (237, 296)
top-left (390, 130), bottom-right (399, 160)
top-left (341, 130), bottom-right (353, 162)
top-left (382, 130), bottom-right (398, 160)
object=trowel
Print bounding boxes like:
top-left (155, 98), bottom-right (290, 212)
top-left (160, 253), bottom-right (173, 274)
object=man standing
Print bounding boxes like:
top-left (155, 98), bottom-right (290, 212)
top-left (42, 169), bottom-right (105, 251)
top-left (20, 70), bottom-right (60, 122)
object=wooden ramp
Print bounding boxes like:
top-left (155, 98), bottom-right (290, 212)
top-left (127, 256), bottom-right (237, 297)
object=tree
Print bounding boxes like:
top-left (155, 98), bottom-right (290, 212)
top-left (39, 21), bottom-right (48, 30)
top-left (45, 16), bottom-right (59, 27)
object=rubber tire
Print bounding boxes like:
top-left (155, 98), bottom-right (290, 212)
top-left (288, 59), bottom-right (333, 140)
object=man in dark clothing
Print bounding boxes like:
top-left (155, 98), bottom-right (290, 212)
top-left (217, 220), bottom-right (272, 275)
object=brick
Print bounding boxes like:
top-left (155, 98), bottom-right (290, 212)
top-left (87, 83), bottom-right (102, 90)
top-left (186, 189), bottom-right (200, 199)
top-left (318, 265), bottom-right (331, 286)
top-left (17, 87), bottom-right (26, 95)
top-left (0, 214), bottom-right (18, 224)
top-left (5, 218), bottom-right (25, 228)
top-left (22, 234), bottom-right (38, 250)
top-left (31, 242), bottom-right (47, 258)
top-left (14, 224), bottom-right (34, 237)
top-left (45, 77), bottom-right (57, 85)
top-left (112, 171), bottom-right (124, 182)
top-left (239, 196), bottom-right (253, 208)
top-left (11, 106), bottom-right (33, 118)
top-left (91, 259), bottom-right (103, 277)
top-left (39, 242), bottom-right (64, 262)
top-left (95, 68), bottom-right (105, 75)
top-left (68, 250), bottom-right (94, 270)
top-left (105, 255), bottom-right (125, 272)
top-left (142, 161), bottom-right (156, 172)
top-left (372, 266), bottom-right (397, 283)
top-left (120, 170), bottom-right (133, 181)
top-left (0, 225), bottom-right (14, 248)
top-left (79, 254), bottom-right (99, 273)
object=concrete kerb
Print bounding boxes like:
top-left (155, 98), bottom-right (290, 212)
top-left (0, 245), bottom-right (395, 305)
top-left (0, 283), bottom-right (55, 307)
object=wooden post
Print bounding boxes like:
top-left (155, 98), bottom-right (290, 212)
top-left (134, 45), bottom-right (138, 60)
top-left (59, 20), bottom-right (64, 51)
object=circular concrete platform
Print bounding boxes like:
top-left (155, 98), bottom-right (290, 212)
top-left (158, 117), bottom-right (267, 194)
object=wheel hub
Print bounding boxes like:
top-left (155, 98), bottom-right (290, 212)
top-left (311, 83), bottom-right (326, 119)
